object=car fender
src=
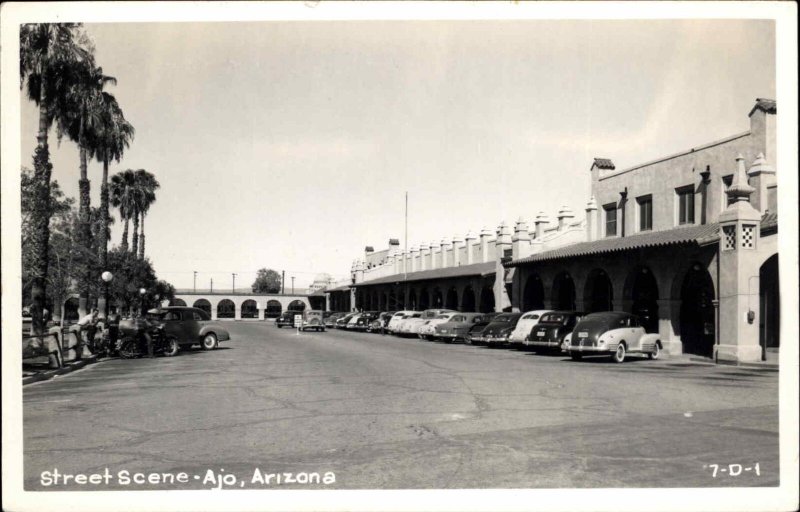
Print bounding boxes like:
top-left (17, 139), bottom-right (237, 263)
top-left (640, 333), bottom-right (661, 353)
top-left (598, 328), bottom-right (628, 349)
top-left (199, 324), bottom-right (230, 341)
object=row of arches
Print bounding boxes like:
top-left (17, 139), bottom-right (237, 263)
top-left (170, 298), bottom-right (307, 319)
top-left (520, 263), bottom-right (718, 357)
top-left (355, 283), bottom-right (495, 314)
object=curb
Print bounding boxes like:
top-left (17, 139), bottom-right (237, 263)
top-left (22, 355), bottom-right (101, 386)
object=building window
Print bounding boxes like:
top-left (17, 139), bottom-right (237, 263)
top-left (676, 186), bottom-right (695, 225)
top-left (637, 195), bottom-right (653, 232)
top-left (604, 203), bottom-right (617, 237)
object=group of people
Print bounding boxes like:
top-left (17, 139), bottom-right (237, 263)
top-left (75, 307), bottom-right (122, 357)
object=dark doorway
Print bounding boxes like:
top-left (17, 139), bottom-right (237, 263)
top-left (584, 269), bottom-right (613, 313)
top-left (522, 275), bottom-right (545, 311)
top-left (479, 285), bottom-right (495, 313)
top-left (759, 254), bottom-right (779, 357)
top-left (445, 288), bottom-right (459, 309)
top-left (461, 286), bottom-right (475, 312)
top-left (432, 289), bottom-right (443, 308)
top-left (419, 289), bottom-right (430, 310)
top-left (680, 265), bottom-right (715, 358)
top-left (552, 272), bottom-right (576, 311)
top-left (630, 268), bottom-right (659, 333)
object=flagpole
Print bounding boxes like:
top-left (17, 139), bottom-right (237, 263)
top-left (404, 191), bottom-right (408, 282)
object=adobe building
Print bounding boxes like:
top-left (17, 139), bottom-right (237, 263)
top-left (329, 98), bottom-right (779, 363)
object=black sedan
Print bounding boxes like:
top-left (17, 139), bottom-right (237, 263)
top-left (525, 311), bottom-right (585, 351)
top-left (480, 313), bottom-right (523, 345)
top-left (465, 312), bottom-right (500, 344)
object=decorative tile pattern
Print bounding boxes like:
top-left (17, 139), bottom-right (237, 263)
top-left (723, 225), bottom-right (737, 251)
top-left (741, 224), bottom-right (755, 249)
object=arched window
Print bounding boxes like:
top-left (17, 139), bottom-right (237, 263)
top-left (217, 299), bottom-right (235, 319)
top-left (241, 299), bottom-right (258, 319)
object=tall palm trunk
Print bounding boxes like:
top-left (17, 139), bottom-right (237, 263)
top-left (121, 216), bottom-right (129, 251)
top-left (100, 157), bottom-right (110, 267)
top-left (78, 118), bottom-right (92, 315)
top-left (30, 71), bottom-right (53, 336)
top-left (131, 208), bottom-right (140, 255)
top-left (138, 213), bottom-right (146, 258)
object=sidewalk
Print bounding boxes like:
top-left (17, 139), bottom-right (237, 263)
top-left (22, 354), bottom-right (103, 385)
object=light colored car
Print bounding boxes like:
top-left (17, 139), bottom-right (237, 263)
top-left (300, 310), bottom-right (326, 332)
top-left (387, 311), bottom-right (416, 333)
top-left (508, 310), bottom-right (552, 344)
top-left (394, 312), bottom-right (423, 336)
top-left (418, 312), bottom-right (460, 340)
top-left (433, 313), bottom-right (485, 343)
top-left (398, 309), bottom-right (455, 337)
top-left (568, 311), bottom-right (661, 363)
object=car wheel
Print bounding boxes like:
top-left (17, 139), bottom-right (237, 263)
top-left (276, 324), bottom-right (282, 329)
top-left (648, 342), bottom-right (661, 360)
top-left (201, 333), bottom-right (218, 351)
top-left (118, 338), bottom-right (138, 359)
top-left (613, 343), bottom-right (626, 363)
top-left (570, 353), bottom-right (582, 361)
top-left (164, 337), bottom-right (180, 357)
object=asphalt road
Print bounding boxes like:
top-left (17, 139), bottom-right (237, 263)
top-left (23, 321), bottom-right (779, 490)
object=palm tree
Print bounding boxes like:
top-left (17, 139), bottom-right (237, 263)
top-left (94, 94), bottom-right (134, 270)
top-left (20, 23), bottom-right (91, 335)
top-left (130, 169), bottom-right (158, 257)
top-left (135, 170), bottom-right (159, 258)
top-left (56, 61), bottom-right (117, 314)
top-left (110, 169), bottom-right (137, 251)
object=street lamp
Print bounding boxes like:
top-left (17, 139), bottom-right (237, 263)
top-left (101, 271), bottom-right (114, 318)
top-left (139, 287), bottom-right (147, 317)
top-left (193, 271), bottom-right (197, 293)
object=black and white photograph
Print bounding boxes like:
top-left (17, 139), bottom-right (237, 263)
top-left (2, 2), bottom-right (798, 511)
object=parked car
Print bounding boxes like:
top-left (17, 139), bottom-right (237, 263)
top-left (300, 310), bottom-right (326, 332)
top-left (325, 312), bottom-right (346, 328)
top-left (397, 309), bottom-right (456, 337)
top-left (525, 311), bottom-right (585, 351)
top-left (145, 306), bottom-right (230, 350)
top-left (418, 312), bottom-right (460, 340)
top-left (387, 311), bottom-right (416, 333)
top-left (346, 313), bottom-right (363, 330)
top-left (508, 310), bottom-right (552, 345)
top-left (566, 311), bottom-right (661, 363)
top-left (335, 313), bottom-right (357, 329)
top-left (393, 312), bottom-right (423, 336)
top-left (353, 311), bottom-right (380, 331)
top-left (276, 310), bottom-right (302, 328)
top-left (465, 312), bottom-right (500, 344)
top-left (369, 311), bottom-right (395, 332)
top-left (433, 313), bottom-right (486, 343)
top-left (481, 313), bottom-right (523, 345)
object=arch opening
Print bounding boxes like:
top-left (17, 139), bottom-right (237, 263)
top-left (217, 299), bottom-right (235, 319)
top-left (679, 264), bottom-right (715, 358)
top-left (266, 300), bottom-right (282, 318)
top-left (522, 274), bottom-right (545, 311)
top-left (193, 299), bottom-right (211, 316)
top-left (241, 299), bottom-right (258, 319)
top-left (584, 269), bottom-right (613, 313)
top-left (552, 272), bottom-right (576, 311)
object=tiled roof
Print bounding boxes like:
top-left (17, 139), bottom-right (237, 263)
top-left (326, 285), bottom-right (352, 293)
top-left (506, 224), bottom-right (721, 267)
top-left (506, 213), bottom-right (778, 267)
top-left (749, 98), bottom-right (776, 116)
top-left (761, 212), bottom-right (778, 233)
top-left (593, 158), bottom-right (615, 170)
top-left (352, 261), bottom-right (496, 287)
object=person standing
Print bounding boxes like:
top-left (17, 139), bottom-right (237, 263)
top-left (106, 306), bottom-right (121, 356)
top-left (76, 308), bottom-right (100, 358)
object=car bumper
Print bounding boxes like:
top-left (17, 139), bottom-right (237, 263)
top-left (569, 344), bottom-right (611, 354)
top-left (526, 340), bottom-right (560, 348)
top-left (483, 336), bottom-right (510, 344)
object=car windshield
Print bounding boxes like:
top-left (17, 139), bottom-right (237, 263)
top-left (435, 315), bottom-right (450, 320)
top-left (521, 313), bottom-right (541, 320)
top-left (541, 313), bottom-right (567, 324)
top-left (492, 315), bottom-right (514, 323)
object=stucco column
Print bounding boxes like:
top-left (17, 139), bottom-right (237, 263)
top-left (657, 298), bottom-right (682, 355)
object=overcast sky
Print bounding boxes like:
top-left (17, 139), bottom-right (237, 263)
top-left (20, 19), bottom-right (775, 291)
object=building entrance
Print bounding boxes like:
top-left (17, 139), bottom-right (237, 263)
top-left (680, 266), bottom-right (715, 358)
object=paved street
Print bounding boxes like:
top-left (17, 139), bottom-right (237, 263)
top-left (24, 322), bottom-right (778, 490)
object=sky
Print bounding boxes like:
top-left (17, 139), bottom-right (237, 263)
top-left (19, 19), bottom-right (775, 291)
